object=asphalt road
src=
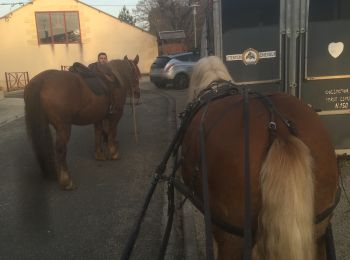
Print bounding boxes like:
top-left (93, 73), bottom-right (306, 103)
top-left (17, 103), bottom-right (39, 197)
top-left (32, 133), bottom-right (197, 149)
top-left (332, 163), bottom-right (350, 260)
top-left (1, 79), bottom-right (349, 259)
top-left (0, 86), bottom-right (183, 259)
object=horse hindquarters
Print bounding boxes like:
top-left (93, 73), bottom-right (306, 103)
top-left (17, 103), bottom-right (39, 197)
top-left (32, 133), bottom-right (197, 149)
top-left (24, 83), bottom-right (56, 179)
top-left (253, 136), bottom-right (315, 260)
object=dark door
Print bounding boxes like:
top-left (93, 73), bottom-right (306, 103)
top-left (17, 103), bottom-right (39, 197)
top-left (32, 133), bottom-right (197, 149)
top-left (300, 0), bottom-right (350, 151)
top-left (221, 0), bottom-right (282, 92)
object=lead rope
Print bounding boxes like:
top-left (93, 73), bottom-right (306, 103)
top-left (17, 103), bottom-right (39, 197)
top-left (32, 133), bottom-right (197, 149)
top-left (126, 59), bottom-right (139, 143)
top-left (130, 85), bottom-right (139, 143)
top-left (243, 88), bottom-right (252, 260)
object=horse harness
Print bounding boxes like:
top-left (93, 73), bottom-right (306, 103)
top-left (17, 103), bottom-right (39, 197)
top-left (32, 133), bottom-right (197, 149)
top-left (121, 81), bottom-right (340, 260)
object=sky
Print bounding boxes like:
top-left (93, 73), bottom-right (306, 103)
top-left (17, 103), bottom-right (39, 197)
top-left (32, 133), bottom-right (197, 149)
top-left (0, 0), bottom-right (139, 18)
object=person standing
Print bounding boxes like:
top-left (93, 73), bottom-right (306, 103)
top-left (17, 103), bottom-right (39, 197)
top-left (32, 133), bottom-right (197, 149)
top-left (97, 52), bottom-right (108, 64)
top-left (88, 52), bottom-right (108, 70)
top-left (88, 52), bottom-right (116, 114)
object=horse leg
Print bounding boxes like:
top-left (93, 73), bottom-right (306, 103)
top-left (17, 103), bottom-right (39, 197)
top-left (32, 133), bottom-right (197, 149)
top-left (107, 118), bottom-right (120, 160)
top-left (94, 122), bottom-right (107, 161)
top-left (55, 125), bottom-right (75, 190)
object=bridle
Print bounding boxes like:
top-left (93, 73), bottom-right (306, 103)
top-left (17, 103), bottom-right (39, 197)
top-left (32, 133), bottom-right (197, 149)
top-left (126, 59), bottom-right (141, 102)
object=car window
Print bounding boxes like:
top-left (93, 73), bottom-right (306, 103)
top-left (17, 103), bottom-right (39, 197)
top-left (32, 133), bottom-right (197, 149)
top-left (153, 57), bottom-right (171, 68)
top-left (190, 54), bottom-right (200, 62)
top-left (173, 53), bottom-right (200, 62)
top-left (176, 54), bottom-right (192, 62)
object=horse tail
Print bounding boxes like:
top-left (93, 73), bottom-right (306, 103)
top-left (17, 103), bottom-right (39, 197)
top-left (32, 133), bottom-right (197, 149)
top-left (24, 80), bottom-right (56, 179)
top-left (253, 135), bottom-right (315, 260)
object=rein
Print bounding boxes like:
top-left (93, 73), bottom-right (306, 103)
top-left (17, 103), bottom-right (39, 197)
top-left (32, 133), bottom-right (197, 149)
top-left (120, 81), bottom-right (239, 260)
top-left (121, 81), bottom-right (340, 260)
top-left (199, 97), bottom-right (215, 260)
top-left (242, 88), bottom-right (252, 260)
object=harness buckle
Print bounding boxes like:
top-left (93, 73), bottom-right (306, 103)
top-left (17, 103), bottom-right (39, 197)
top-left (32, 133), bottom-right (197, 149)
top-left (286, 120), bottom-right (298, 136)
top-left (268, 121), bottom-right (277, 130)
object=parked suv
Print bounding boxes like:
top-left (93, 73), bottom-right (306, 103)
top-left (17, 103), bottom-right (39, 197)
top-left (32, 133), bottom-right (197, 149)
top-left (150, 52), bottom-right (200, 89)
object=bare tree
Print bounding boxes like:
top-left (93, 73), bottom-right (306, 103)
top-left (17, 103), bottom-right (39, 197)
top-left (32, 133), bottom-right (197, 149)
top-left (133, 0), bottom-right (206, 50)
top-left (118, 6), bottom-right (136, 25)
top-left (132, 0), bottom-right (158, 30)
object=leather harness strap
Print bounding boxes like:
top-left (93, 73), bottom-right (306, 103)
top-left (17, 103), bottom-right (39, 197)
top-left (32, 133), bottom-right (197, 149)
top-left (177, 81), bottom-right (341, 236)
top-left (121, 80), bottom-right (340, 260)
top-left (171, 176), bottom-right (341, 237)
top-left (242, 88), bottom-right (253, 260)
top-left (199, 99), bottom-right (215, 260)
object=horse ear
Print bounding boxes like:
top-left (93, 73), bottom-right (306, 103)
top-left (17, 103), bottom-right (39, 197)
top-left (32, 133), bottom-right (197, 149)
top-left (134, 54), bottom-right (139, 65)
top-left (123, 55), bottom-right (128, 60)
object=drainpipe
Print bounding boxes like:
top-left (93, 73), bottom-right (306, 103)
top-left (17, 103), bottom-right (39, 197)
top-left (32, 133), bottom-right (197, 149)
top-left (287, 0), bottom-right (300, 96)
top-left (212, 0), bottom-right (222, 58)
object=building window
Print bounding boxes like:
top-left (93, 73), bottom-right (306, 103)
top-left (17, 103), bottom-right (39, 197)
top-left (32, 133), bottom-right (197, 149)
top-left (35, 11), bottom-right (81, 44)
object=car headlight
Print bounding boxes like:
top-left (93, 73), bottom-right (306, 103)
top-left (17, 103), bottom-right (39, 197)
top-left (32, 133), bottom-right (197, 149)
top-left (164, 64), bottom-right (175, 72)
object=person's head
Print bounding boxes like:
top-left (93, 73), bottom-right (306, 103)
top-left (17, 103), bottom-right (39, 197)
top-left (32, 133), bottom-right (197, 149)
top-left (98, 52), bottom-right (108, 64)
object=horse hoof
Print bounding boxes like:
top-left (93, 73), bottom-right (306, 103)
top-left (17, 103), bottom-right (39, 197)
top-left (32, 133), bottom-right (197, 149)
top-left (60, 180), bottom-right (76, 191)
top-left (95, 153), bottom-right (107, 161)
top-left (110, 152), bottom-right (120, 160)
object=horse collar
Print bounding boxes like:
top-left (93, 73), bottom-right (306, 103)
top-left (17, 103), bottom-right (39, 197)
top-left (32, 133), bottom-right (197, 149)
top-left (196, 80), bottom-right (239, 103)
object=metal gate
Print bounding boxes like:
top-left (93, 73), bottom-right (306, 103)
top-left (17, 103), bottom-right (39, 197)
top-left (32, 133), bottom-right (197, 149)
top-left (209, 0), bottom-right (350, 154)
top-left (5, 72), bottom-right (29, 92)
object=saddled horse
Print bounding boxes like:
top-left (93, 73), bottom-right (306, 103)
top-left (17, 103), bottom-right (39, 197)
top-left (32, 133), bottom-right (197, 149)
top-left (181, 56), bottom-right (339, 259)
top-left (24, 55), bottom-right (141, 190)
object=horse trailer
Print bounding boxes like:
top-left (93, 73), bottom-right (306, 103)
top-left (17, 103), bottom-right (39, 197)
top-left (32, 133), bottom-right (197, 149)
top-left (203, 0), bottom-right (350, 156)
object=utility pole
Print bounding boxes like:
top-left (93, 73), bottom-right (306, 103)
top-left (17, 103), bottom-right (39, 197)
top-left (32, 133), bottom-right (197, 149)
top-left (190, 2), bottom-right (200, 49)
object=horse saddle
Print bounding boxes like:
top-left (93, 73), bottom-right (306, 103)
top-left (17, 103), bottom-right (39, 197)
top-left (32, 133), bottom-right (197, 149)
top-left (69, 62), bottom-right (108, 96)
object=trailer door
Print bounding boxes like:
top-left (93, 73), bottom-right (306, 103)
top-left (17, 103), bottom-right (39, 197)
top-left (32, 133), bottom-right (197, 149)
top-left (301, 0), bottom-right (350, 153)
top-left (221, 0), bottom-right (282, 91)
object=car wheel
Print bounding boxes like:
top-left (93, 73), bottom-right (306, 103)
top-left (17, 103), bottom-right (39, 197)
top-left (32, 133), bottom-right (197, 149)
top-left (155, 82), bottom-right (166, 88)
top-left (173, 73), bottom-right (189, 90)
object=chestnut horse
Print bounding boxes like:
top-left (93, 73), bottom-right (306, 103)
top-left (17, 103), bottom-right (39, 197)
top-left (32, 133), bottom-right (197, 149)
top-left (181, 56), bottom-right (339, 259)
top-left (24, 55), bottom-right (141, 190)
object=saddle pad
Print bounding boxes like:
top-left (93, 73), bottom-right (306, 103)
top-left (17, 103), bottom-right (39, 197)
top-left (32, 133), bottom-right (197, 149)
top-left (69, 62), bottom-right (107, 96)
top-left (84, 77), bottom-right (108, 96)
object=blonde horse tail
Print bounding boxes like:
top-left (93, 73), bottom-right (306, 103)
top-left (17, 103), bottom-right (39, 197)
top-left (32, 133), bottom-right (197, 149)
top-left (24, 79), bottom-right (56, 179)
top-left (253, 135), bottom-right (315, 260)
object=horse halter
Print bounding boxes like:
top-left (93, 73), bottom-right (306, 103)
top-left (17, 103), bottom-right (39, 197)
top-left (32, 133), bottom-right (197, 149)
top-left (125, 59), bottom-right (141, 102)
top-left (127, 59), bottom-right (140, 88)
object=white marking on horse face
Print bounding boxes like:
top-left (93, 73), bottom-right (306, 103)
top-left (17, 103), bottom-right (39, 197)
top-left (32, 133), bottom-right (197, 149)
top-left (328, 42), bottom-right (344, 58)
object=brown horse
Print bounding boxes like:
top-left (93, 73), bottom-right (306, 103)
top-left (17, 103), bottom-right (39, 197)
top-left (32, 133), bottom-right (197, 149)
top-left (182, 56), bottom-right (339, 259)
top-left (24, 55), bottom-right (141, 190)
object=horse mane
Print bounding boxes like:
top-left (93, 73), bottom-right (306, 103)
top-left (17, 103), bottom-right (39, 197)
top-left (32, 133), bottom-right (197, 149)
top-left (187, 55), bottom-right (233, 103)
